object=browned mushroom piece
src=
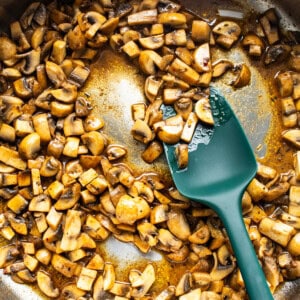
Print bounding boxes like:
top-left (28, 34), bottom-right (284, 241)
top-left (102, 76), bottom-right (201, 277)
top-left (213, 21), bottom-right (241, 49)
top-left (242, 33), bottom-right (265, 57)
top-left (232, 64), bottom-right (251, 88)
top-left (259, 8), bottom-right (280, 45)
top-left (0, 37), bottom-right (17, 61)
top-left (264, 44), bottom-right (292, 65)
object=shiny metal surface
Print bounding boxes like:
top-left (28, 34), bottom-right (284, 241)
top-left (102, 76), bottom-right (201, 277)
top-left (0, 0), bottom-right (299, 299)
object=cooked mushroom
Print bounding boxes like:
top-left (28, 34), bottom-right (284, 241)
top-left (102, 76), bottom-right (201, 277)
top-left (282, 129), bottom-right (300, 148)
top-left (191, 20), bottom-right (211, 43)
top-left (116, 194), bottom-right (151, 225)
top-left (0, 37), bottom-right (17, 61)
top-left (264, 44), bottom-right (291, 65)
top-left (194, 97), bottom-right (214, 125)
top-left (45, 61), bottom-right (66, 88)
top-left (81, 131), bottom-right (107, 156)
top-left (232, 64), bottom-right (251, 88)
top-left (50, 82), bottom-right (78, 103)
top-left (242, 33), bottom-right (265, 57)
top-left (18, 132), bottom-right (41, 160)
top-left (84, 114), bottom-right (105, 131)
top-left (37, 270), bottom-right (59, 298)
top-left (128, 9), bottom-right (158, 26)
top-left (131, 119), bottom-right (154, 144)
top-left (212, 60), bottom-right (234, 78)
top-left (139, 34), bottom-right (164, 50)
top-left (259, 8), bottom-right (279, 45)
top-left (193, 43), bottom-right (211, 73)
top-left (139, 50), bottom-right (163, 75)
top-left (213, 21), bottom-right (241, 49)
top-left (175, 144), bottom-right (189, 169)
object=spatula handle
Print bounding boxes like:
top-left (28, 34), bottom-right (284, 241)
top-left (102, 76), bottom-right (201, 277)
top-left (216, 194), bottom-right (274, 300)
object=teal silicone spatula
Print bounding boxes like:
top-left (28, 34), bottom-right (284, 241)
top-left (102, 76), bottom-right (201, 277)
top-left (162, 88), bottom-right (273, 300)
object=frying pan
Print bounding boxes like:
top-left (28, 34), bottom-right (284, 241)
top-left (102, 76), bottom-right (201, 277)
top-left (0, 0), bottom-right (299, 299)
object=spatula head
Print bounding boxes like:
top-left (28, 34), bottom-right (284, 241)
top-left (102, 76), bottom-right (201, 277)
top-left (163, 88), bottom-right (257, 206)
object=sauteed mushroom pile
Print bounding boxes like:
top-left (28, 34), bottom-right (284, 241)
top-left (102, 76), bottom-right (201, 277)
top-left (0, 0), bottom-right (300, 299)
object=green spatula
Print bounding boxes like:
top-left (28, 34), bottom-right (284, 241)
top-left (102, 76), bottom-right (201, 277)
top-left (162, 88), bottom-right (273, 300)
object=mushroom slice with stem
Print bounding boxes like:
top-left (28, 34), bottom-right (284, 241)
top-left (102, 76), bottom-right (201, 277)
top-left (242, 33), bottom-right (265, 57)
top-left (18, 132), bottom-right (41, 160)
top-left (191, 20), bottom-right (211, 43)
top-left (83, 11), bottom-right (107, 39)
top-left (50, 82), bottom-right (78, 103)
top-left (0, 37), bottom-right (17, 61)
top-left (259, 8), bottom-right (280, 45)
top-left (131, 119), bottom-right (154, 144)
top-left (55, 183), bottom-right (81, 211)
top-left (157, 12), bottom-right (186, 26)
top-left (63, 113), bottom-right (85, 136)
top-left (282, 129), bottom-right (300, 148)
top-left (139, 50), bottom-right (163, 75)
top-left (213, 21), bottom-right (241, 49)
top-left (37, 270), bottom-right (59, 298)
top-left (210, 253), bottom-right (236, 281)
top-left (139, 34), bottom-right (164, 50)
top-left (19, 49), bottom-right (41, 75)
top-left (40, 156), bottom-right (61, 177)
top-left (45, 61), bottom-right (66, 88)
top-left (131, 264), bottom-right (156, 298)
top-left (81, 131), bottom-right (107, 156)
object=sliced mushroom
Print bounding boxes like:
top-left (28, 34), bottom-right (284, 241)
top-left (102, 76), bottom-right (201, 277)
top-left (37, 270), bottom-right (59, 298)
top-left (139, 50), bottom-right (163, 75)
top-left (191, 20), bottom-right (211, 43)
top-left (259, 8), bottom-right (279, 45)
top-left (50, 82), bottom-right (78, 103)
top-left (18, 132), bottom-right (41, 160)
top-left (212, 60), bottom-right (234, 78)
top-left (45, 61), bottom-right (66, 88)
top-left (128, 9), bottom-right (158, 26)
top-left (0, 37), bottom-right (17, 61)
top-left (242, 33), bottom-right (265, 57)
top-left (139, 34), bottom-right (164, 50)
top-left (81, 131), bottom-right (107, 156)
top-left (282, 129), bottom-right (300, 148)
top-left (213, 21), bottom-right (241, 49)
top-left (131, 119), bottom-right (154, 144)
top-left (232, 64), bottom-right (251, 88)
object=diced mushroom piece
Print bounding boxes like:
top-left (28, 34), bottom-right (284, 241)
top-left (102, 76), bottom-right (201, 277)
top-left (122, 40), bottom-right (140, 58)
top-left (191, 20), bottom-right (211, 43)
top-left (276, 71), bottom-right (294, 97)
top-left (29, 195), bottom-right (51, 212)
top-left (1, 68), bottom-right (22, 80)
top-left (178, 288), bottom-right (201, 300)
top-left (131, 119), bottom-right (154, 144)
top-left (194, 97), bottom-right (214, 125)
top-left (247, 178), bottom-right (268, 202)
top-left (289, 186), bottom-right (300, 216)
top-left (158, 228), bottom-right (182, 251)
top-left (128, 9), bottom-right (158, 26)
top-left (175, 273), bottom-right (192, 296)
top-left (51, 254), bottom-right (77, 278)
top-left (37, 270), bottom-right (59, 298)
top-left (13, 77), bottom-right (33, 99)
top-left (259, 8), bottom-right (279, 45)
top-left (106, 144), bottom-right (127, 161)
top-left (259, 217), bottom-right (295, 247)
top-left (175, 144), bottom-right (188, 169)
top-left (212, 60), bottom-right (234, 78)
top-left (242, 33), bottom-right (264, 57)
top-left (50, 82), bottom-right (78, 103)
top-left (158, 12), bottom-right (186, 26)
top-left (210, 253), bottom-right (236, 281)
top-left (213, 21), bottom-right (241, 49)
top-left (264, 44), bottom-right (291, 65)
top-left (154, 286), bottom-right (176, 300)
top-left (181, 112), bottom-right (198, 143)
top-left (282, 129), bottom-right (300, 148)
top-left (62, 283), bottom-right (87, 299)
top-left (287, 232), bottom-right (300, 256)
top-left (116, 194), bottom-right (150, 225)
top-left (174, 97), bottom-right (193, 120)
top-left (40, 156), bottom-right (61, 177)
top-left (62, 137), bottom-right (80, 158)
top-left (32, 113), bottom-right (51, 143)
top-left (292, 72), bottom-right (300, 100)
top-left (139, 50), bottom-right (163, 75)
top-left (19, 49), bottom-right (41, 75)
top-left (103, 263), bottom-right (115, 290)
top-left (63, 113), bottom-right (85, 137)
top-left (290, 45), bottom-right (300, 72)
top-left (45, 61), bottom-right (66, 88)
top-left (82, 11), bottom-right (107, 39)
top-left (142, 140), bottom-right (163, 163)
top-left (81, 131), bottom-right (107, 156)
top-left (50, 101), bottom-right (74, 118)
top-left (132, 103), bottom-right (146, 121)
top-left (55, 183), bottom-right (81, 211)
top-left (0, 146), bottom-right (27, 170)
top-left (145, 76), bottom-right (163, 102)
top-left (10, 21), bottom-right (30, 52)
top-left (137, 222), bottom-right (158, 246)
top-left (18, 132), bottom-right (40, 160)
top-left (150, 204), bottom-right (168, 225)
top-left (68, 65), bottom-right (90, 88)
top-left (139, 34), bottom-right (164, 50)
top-left (167, 208), bottom-right (191, 240)
top-left (169, 58), bottom-right (200, 85)
top-left (77, 267), bottom-right (97, 291)
top-left (130, 264), bottom-right (155, 298)
top-left (262, 256), bottom-right (280, 292)
top-left (165, 29), bottom-right (187, 46)
top-left (281, 97), bottom-right (297, 128)
top-left (232, 64), bottom-right (251, 88)
top-left (193, 43), bottom-right (211, 73)
top-left (0, 245), bottom-right (19, 268)
top-left (0, 37), bottom-right (17, 61)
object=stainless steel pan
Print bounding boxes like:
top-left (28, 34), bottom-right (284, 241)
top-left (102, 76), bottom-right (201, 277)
top-left (0, 0), bottom-right (299, 299)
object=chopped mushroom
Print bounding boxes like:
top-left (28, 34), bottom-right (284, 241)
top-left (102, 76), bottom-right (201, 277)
top-left (37, 270), bottom-right (59, 298)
